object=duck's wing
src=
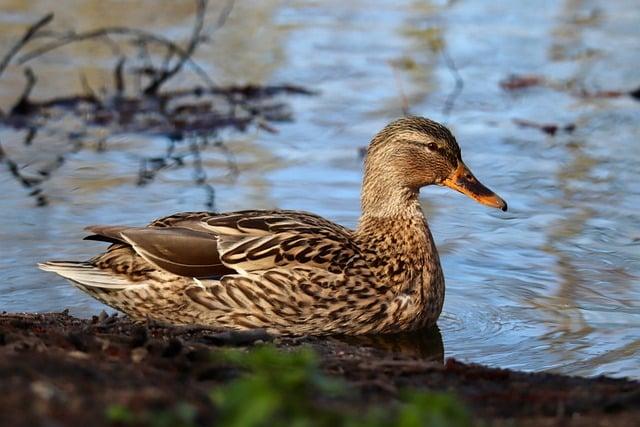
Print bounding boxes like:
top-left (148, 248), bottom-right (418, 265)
top-left (85, 224), bottom-right (233, 278)
top-left (84, 210), bottom-right (359, 279)
top-left (201, 210), bottom-right (360, 274)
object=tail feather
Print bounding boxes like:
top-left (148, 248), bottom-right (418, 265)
top-left (38, 261), bottom-right (144, 290)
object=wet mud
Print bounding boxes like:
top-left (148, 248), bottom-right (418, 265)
top-left (1, 312), bottom-right (638, 426)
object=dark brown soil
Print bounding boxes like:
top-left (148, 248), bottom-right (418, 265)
top-left (1, 311), bottom-right (638, 426)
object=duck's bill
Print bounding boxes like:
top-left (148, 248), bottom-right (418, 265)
top-left (442, 162), bottom-right (508, 211)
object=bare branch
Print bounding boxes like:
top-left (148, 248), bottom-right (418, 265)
top-left (143, 0), bottom-right (213, 95)
top-left (17, 26), bottom-right (216, 92)
top-left (24, 127), bottom-right (37, 146)
top-left (79, 73), bottom-right (102, 105)
top-left (0, 2), bottom-right (309, 208)
top-left (0, 13), bottom-right (53, 77)
top-left (214, 0), bottom-right (235, 29)
top-left (10, 68), bottom-right (37, 115)
top-left (114, 57), bottom-right (126, 96)
top-left (0, 135), bottom-right (49, 206)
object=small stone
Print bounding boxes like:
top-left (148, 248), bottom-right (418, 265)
top-left (68, 350), bottom-right (90, 360)
top-left (131, 347), bottom-right (148, 363)
top-left (30, 381), bottom-right (57, 401)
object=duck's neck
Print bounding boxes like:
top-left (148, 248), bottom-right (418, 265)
top-left (356, 175), bottom-right (434, 262)
top-left (358, 170), bottom-right (421, 219)
top-left (356, 177), bottom-right (445, 330)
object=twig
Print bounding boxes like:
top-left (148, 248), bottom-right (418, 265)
top-left (141, 0), bottom-right (234, 96)
top-left (114, 57), bottom-right (126, 96)
top-left (24, 127), bottom-right (37, 146)
top-left (135, 133), bottom-right (223, 211)
top-left (500, 74), bottom-right (545, 90)
top-left (512, 118), bottom-right (576, 136)
top-left (213, 0), bottom-right (236, 30)
top-left (0, 13), bottom-right (53, 77)
top-left (10, 68), bottom-right (37, 115)
top-left (213, 138), bottom-right (239, 181)
top-left (17, 26), bottom-right (216, 92)
top-left (133, 39), bottom-right (155, 84)
top-left (79, 73), bottom-right (102, 105)
top-left (143, 0), bottom-right (210, 95)
top-left (0, 135), bottom-right (48, 206)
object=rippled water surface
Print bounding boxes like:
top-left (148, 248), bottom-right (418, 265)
top-left (1, 0), bottom-right (639, 378)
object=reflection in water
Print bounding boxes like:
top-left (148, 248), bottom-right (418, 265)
top-left (550, 0), bottom-right (603, 62)
top-left (539, 137), bottom-right (640, 374)
top-left (0, 0), bottom-right (639, 379)
top-left (539, 140), bottom-right (600, 360)
top-left (531, 0), bottom-right (640, 376)
top-left (338, 326), bottom-right (444, 363)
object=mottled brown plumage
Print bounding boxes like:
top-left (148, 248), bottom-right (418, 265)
top-left (39, 116), bottom-right (507, 335)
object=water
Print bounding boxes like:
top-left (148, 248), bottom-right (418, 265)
top-left (1, 0), bottom-right (639, 379)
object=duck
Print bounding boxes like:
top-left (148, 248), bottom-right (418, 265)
top-left (39, 116), bottom-right (506, 335)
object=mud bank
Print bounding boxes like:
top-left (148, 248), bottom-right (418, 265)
top-left (0, 312), bottom-right (638, 426)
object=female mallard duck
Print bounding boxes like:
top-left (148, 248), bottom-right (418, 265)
top-left (40, 116), bottom-right (506, 335)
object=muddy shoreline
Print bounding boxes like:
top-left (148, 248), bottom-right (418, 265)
top-left (1, 311), bottom-right (638, 426)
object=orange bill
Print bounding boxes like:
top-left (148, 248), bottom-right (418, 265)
top-left (442, 162), bottom-right (507, 211)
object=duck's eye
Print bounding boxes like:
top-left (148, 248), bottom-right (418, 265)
top-left (427, 142), bottom-right (438, 151)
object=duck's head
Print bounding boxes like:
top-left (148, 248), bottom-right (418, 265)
top-left (364, 116), bottom-right (507, 212)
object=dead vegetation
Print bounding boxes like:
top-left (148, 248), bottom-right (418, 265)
top-left (0, 0), bottom-right (314, 208)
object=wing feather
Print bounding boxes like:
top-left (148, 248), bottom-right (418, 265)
top-left (203, 211), bottom-right (359, 274)
top-left (38, 261), bottom-right (144, 289)
top-left (83, 210), bottom-right (358, 279)
top-left (85, 225), bottom-right (233, 279)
